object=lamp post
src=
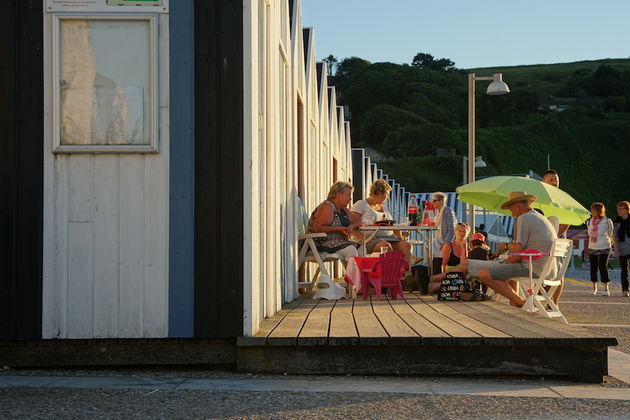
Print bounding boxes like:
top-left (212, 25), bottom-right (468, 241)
top-left (467, 73), bottom-right (509, 230)
top-left (462, 156), bottom-right (487, 225)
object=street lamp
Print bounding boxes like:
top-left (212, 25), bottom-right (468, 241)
top-left (462, 155), bottom-right (487, 185)
top-left (467, 73), bottom-right (509, 230)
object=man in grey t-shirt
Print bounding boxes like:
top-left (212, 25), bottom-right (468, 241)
top-left (451, 191), bottom-right (556, 307)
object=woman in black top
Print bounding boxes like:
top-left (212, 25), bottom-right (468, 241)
top-left (428, 223), bottom-right (470, 293)
top-left (439, 223), bottom-right (470, 272)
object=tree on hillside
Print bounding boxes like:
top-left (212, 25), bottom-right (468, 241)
top-left (323, 55), bottom-right (338, 75)
top-left (560, 64), bottom-right (630, 101)
top-left (588, 64), bottom-right (626, 97)
top-left (382, 123), bottom-right (461, 157)
top-left (357, 104), bottom-right (427, 147)
top-left (411, 52), bottom-right (456, 71)
top-left (335, 56), bottom-right (371, 79)
top-left (332, 56), bottom-right (372, 96)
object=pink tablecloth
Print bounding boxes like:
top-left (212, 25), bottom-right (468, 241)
top-left (344, 256), bottom-right (380, 295)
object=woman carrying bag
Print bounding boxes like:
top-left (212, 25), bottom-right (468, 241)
top-left (587, 202), bottom-right (615, 296)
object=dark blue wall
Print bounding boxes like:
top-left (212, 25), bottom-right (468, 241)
top-left (194, 0), bottom-right (244, 337)
top-left (169, 0), bottom-right (195, 337)
top-left (0, 1), bottom-right (44, 339)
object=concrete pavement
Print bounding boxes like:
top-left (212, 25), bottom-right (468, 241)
top-left (1, 371), bottom-right (628, 400)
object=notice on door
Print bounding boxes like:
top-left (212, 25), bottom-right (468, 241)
top-left (46, 0), bottom-right (167, 13)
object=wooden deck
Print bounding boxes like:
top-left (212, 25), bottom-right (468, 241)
top-left (237, 293), bottom-right (618, 383)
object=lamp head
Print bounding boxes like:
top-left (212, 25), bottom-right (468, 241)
top-left (486, 73), bottom-right (510, 95)
top-left (474, 156), bottom-right (487, 168)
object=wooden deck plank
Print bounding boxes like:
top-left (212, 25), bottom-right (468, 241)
top-left (352, 298), bottom-right (389, 344)
top-left (298, 300), bottom-right (335, 345)
top-left (239, 294), bottom-right (310, 346)
top-left (449, 301), bottom-right (552, 347)
top-left (387, 298), bottom-right (451, 345)
top-left (405, 294), bottom-right (482, 344)
top-left (267, 298), bottom-right (319, 346)
top-left (331, 298), bottom-right (354, 314)
top-left (483, 300), bottom-right (616, 346)
top-left (417, 296), bottom-right (513, 346)
top-left (371, 298), bottom-right (420, 344)
top-left (329, 298), bottom-right (358, 346)
top-left (483, 300), bottom-right (578, 338)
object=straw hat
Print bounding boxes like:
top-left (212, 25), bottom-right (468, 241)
top-left (500, 191), bottom-right (537, 209)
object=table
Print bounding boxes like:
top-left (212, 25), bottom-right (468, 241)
top-left (344, 256), bottom-right (380, 298)
top-left (358, 225), bottom-right (438, 274)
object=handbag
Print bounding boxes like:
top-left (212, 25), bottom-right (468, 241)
top-left (337, 208), bottom-right (351, 227)
top-left (437, 271), bottom-right (471, 301)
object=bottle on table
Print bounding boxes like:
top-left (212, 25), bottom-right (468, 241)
top-left (422, 201), bottom-right (436, 226)
top-left (408, 195), bottom-right (418, 226)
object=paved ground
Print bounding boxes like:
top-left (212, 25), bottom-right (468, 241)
top-left (1, 267), bottom-right (629, 419)
top-left (2, 386), bottom-right (630, 419)
top-left (562, 267), bottom-right (630, 354)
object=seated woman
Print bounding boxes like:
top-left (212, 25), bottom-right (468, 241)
top-left (428, 223), bottom-right (470, 293)
top-left (308, 181), bottom-right (361, 260)
top-left (350, 179), bottom-right (413, 262)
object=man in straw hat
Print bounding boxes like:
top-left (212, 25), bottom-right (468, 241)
top-left (451, 191), bottom-right (557, 306)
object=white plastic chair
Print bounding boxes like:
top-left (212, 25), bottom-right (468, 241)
top-left (296, 198), bottom-right (345, 293)
top-left (513, 238), bottom-right (572, 323)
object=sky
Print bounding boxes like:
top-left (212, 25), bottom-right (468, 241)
top-left (301, 0), bottom-right (630, 69)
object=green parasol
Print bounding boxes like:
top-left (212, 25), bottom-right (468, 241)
top-left (456, 176), bottom-right (590, 226)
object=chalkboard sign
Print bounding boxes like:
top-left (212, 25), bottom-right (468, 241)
top-left (437, 272), bottom-right (470, 301)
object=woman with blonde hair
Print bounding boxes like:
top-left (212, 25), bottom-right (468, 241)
top-left (351, 179), bottom-right (413, 261)
top-left (428, 223), bottom-right (470, 293)
top-left (587, 202), bottom-right (615, 296)
top-left (308, 181), bottom-right (361, 259)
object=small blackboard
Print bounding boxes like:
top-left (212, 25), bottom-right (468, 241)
top-left (437, 272), bottom-right (470, 301)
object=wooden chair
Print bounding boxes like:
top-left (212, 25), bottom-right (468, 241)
top-left (297, 198), bottom-right (345, 290)
top-left (514, 238), bottom-right (572, 323)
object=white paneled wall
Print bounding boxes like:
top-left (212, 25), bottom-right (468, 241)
top-left (43, 153), bottom-right (169, 339)
top-left (243, 0), bottom-right (353, 335)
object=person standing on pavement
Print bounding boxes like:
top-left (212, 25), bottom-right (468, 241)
top-left (587, 202), bottom-right (614, 296)
top-left (431, 191), bottom-right (457, 275)
top-left (613, 201), bottom-right (630, 297)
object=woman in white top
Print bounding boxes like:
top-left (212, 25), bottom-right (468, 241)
top-left (587, 202), bottom-right (615, 296)
top-left (351, 180), bottom-right (413, 262)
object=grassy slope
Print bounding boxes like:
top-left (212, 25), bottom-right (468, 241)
top-left (468, 58), bottom-right (630, 91)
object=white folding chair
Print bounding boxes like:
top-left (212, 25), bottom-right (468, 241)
top-left (296, 198), bottom-right (345, 291)
top-left (514, 238), bottom-right (572, 323)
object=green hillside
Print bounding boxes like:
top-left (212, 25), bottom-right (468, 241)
top-left (328, 55), bottom-right (630, 214)
top-left (470, 58), bottom-right (630, 92)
